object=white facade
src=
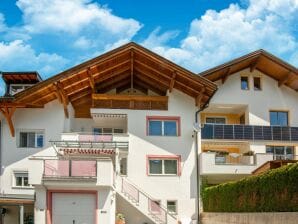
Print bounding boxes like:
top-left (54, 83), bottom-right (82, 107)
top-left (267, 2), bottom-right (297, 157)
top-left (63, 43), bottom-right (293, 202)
top-left (200, 69), bottom-right (298, 184)
top-left (0, 90), bottom-right (199, 224)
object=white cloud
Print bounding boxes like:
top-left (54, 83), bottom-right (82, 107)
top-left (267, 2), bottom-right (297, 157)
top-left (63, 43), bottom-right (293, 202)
top-left (0, 40), bottom-right (68, 77)
top-left (16, 0), bottom-right (142, 38)
top-left (143, 0), bottom-right (298, 72)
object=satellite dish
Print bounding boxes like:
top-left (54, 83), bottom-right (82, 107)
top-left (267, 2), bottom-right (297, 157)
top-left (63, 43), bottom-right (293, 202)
top-left (193, 123), bottom-right (201, 132)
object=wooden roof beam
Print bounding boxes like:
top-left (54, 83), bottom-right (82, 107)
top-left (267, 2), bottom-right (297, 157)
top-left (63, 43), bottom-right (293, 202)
top-left (250, 56), bottom-right (260, 72)
top-left (222, 67), bottom-right (231, 84)
top-left (169, 71), bottom-right (177, 92)
top-left (130, 50), bottom-right (134, 92)
top-left (0, 106), bottom-right (16, 137)
top-left (87, 68), bottom-right (95, 93)
top-left (53, 82), bottom-right (69, 118)
top-left (195, 87), bottom-right (206, 107)
top-left (278, 71), bottom-right (292, 87)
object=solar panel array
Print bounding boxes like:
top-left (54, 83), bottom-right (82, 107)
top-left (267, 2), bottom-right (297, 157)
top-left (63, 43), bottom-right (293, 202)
top-left (202, 124), bottom-right (298, 141)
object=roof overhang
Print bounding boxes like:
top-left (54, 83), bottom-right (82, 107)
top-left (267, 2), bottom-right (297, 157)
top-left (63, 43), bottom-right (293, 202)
top-left (201, 49), bottom-right (298, 91)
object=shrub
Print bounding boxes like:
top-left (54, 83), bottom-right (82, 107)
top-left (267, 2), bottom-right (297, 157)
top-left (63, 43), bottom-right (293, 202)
top-left (202, 163), bottom-right (298, 212)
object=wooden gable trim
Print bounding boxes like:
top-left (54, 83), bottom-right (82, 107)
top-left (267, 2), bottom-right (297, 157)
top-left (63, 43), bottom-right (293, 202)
top-left (87, 68), bottom-right (95, 93)
top-left (195, 87), bottom-right (206, 107)
top-left (221, 67), bottom-right (231, 84)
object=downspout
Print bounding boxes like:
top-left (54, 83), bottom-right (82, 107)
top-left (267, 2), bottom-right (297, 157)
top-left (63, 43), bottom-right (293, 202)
top-left (194, 91), bottom-right (216, 224)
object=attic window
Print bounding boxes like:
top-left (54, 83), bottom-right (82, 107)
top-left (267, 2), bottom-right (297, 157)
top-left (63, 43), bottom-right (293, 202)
top-left (241, 76), bottom-right (249, 90)
top-left (10, 84), bottom-right (32, 95)
top-left (253, 77), bottom-right (261, 90)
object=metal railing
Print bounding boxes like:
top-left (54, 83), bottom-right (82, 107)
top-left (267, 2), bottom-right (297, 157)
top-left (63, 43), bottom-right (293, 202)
top-left (43, 160), bottom-right (97, 178)
top-left (202, 124), bottom-right (298, 141)
top-left (121, 178), bottom-right (177, 224)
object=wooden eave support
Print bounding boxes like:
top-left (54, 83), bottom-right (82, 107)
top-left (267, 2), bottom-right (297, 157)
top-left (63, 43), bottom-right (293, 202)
top-left (0, 106), bottom-right (16, 137)
top-left (250, 57), bottom-right (260, 72)
top-left (222, 67), bottom-right (231, 84)
top-left (195, 87), bottom-right (206, 108)
top-left (278, 71), bottom-right (292, 87)
top-left (87, 68), bottom-right (95, 93)
top-left (169, 71), bottom-right (177, 92)
top-left (53, 82), bottom-right (69, 118)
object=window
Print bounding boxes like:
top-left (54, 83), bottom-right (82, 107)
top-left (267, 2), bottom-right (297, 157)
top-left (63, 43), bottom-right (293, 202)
top-left (240, 114), bottom-right (245, 124)
top-left (120, 157), bottom-right (127, 176)
top-left (148, 156), bottom-right (180, 175)
top-left (270, 111), bottom-right (288, 126)
top-left (93, 128), bottom-right (124, 134)
top-left (147, 116), bottom-right (180, 136)
top-left (167, 201), bottom-right (177, 214)
top-left (14, 172), bottom-right (30, 187)
top-left (206, 117), bottom-right (226, 124)
top-left (9, 84), bottom-right (32, 95)
top-left (241, 76), bottom-right (249, 90)
top-left (253, 77), bottom-right (261, 90)
top-left (266, 146), bottom-right (294, 160)
top-left (19, 131), bottom-right (44, 148)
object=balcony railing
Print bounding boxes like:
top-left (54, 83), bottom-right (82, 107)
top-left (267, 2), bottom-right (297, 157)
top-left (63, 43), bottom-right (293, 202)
top-left (121, 178), bottom-right (177, 224)
top-left (44, 160), bottom-right (97, 178)
top-left (215, 154), bottom-right (254, 165)
top-left (202, 124), bottom-right (298, 141)
top-left (50, 133), bottom-right (129, 153)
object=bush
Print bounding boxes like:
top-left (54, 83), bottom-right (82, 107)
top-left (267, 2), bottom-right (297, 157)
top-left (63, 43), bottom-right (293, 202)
top-left (202, 163), bottom-right (298, 212)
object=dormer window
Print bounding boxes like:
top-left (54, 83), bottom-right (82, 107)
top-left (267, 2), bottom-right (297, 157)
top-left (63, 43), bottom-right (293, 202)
top-left (10, 84), bottom-right (32, 95)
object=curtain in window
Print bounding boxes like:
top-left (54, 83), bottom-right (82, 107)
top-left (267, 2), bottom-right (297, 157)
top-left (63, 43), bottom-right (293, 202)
top-left (164, 160), bottom-right (177, 174)
top-left (164, 121), bottom-right (177, 136)
top-left (149, 160), bottom-right (162, 174)
top-left (149, 121), bottom-right (162, 135)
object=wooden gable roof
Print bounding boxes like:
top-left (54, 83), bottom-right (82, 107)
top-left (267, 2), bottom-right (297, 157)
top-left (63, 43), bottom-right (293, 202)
top-left (1, 71), bottom-right (42, 84)
top-left (10, 42), bottom-right (217, 108)
top-left (201, 49), bottom-right (298, 91)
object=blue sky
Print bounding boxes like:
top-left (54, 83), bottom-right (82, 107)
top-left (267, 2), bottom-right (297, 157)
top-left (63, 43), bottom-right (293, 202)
top-left (0, 0), bottom-right (297, 93)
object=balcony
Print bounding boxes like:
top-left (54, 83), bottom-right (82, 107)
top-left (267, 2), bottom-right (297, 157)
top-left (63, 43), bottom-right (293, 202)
top-left (50, 133), bottom-right (129, 155)
top-left (29, 158), bottom-right (114, 186)
top-left (200, 152), bottom-right (273, 175)
top-left (202, 124), bottom-right (298, 142)
top-left (43, 160), bottom-right (97, 180)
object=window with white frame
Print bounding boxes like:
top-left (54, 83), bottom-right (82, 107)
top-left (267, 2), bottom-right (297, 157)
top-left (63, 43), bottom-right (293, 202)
top-left (147, 117), bottom-right (180, 136)
top-left (167, 200), bottom-right (177, 214)
top-left (205, 117), bottom-right (226, 124)
top-left (93, 127), bottom-right (124, 134)
top-left (18, 131), bottom-right (44, 148)
top-left (148, 157), bottom-right (179, 175)
top-left (14, 171), bottom-right (30, 187)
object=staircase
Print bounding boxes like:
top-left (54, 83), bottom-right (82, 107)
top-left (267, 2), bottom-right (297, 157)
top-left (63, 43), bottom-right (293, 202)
top-left (116, 177), bottom-right (177, 224)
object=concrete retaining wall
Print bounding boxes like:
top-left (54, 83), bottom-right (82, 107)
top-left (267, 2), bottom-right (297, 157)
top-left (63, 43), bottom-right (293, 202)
top-left (201, 212), bottom-right (298, 224)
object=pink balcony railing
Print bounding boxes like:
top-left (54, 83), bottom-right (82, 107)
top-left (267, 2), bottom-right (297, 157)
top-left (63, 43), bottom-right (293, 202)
top-left (44, 160), bottom-right (96, 177)
top-left (78, 134), bottom-right (113, 142)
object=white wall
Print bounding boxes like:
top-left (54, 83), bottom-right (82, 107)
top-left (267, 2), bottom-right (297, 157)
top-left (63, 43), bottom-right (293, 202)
top-left (92, 90), bottom-right (199, 221)
top-left (211, 69), bottom-right (298, 126)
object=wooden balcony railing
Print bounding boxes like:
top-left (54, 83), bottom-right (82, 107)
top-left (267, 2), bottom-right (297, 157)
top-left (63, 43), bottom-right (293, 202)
top-left (202, 124), bottom-right (298, 142)
top-left (92, 94), bottom-right (168, 110)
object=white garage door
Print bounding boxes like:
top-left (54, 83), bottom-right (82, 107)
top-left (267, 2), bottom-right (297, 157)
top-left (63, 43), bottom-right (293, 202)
top-left (52, 193), bottom-right (96, 224)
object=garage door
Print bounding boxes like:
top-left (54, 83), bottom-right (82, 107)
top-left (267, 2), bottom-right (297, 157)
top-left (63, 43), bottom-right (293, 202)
top-left (52, 193), bottom-right (96, 224)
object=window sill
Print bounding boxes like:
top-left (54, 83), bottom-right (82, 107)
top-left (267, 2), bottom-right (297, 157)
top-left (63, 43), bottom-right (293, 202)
top-left (12, 186), bottom-right (34, 190)
top-left (148, 174), bottom-right (179, 177)
top-left (17, 147), bottom-right (43, 150)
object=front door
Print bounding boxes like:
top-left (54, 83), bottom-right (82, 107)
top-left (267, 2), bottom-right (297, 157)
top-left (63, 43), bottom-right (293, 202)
top-left (52, 193), bottom-right (95, 224)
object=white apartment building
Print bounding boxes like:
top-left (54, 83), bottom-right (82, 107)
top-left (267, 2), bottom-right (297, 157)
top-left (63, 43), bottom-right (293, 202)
top-left (0, 43), bottom-right (297, 224)
top-left (199, 50), bottom-right (298, 184)
top-left (0, 43), bottom-right (217, 224)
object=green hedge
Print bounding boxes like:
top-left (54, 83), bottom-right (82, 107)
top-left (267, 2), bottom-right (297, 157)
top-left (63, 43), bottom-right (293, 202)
top-left (202, 163), bottom-right (298, 212)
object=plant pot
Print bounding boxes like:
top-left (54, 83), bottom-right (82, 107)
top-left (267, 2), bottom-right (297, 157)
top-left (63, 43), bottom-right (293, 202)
top-left (116, 220), bottom-right (125, 224)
